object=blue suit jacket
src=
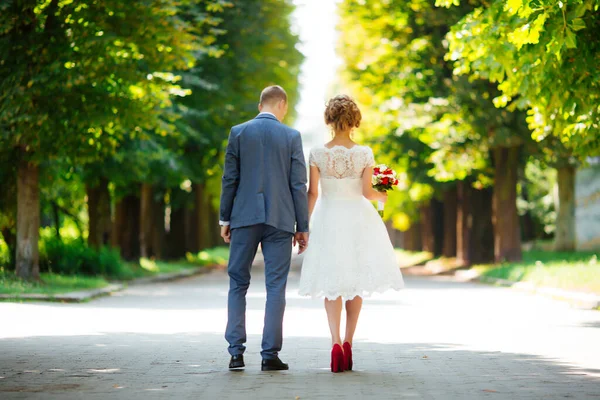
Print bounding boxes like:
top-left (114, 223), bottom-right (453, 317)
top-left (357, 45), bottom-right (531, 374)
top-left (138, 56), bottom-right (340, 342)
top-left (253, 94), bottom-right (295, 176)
top-left (219, 113), bottom-right (309, 234)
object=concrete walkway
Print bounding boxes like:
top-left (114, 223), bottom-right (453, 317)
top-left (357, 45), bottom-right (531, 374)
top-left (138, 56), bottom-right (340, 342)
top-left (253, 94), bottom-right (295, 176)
top-left (1, 258), bottom-right (599, 399)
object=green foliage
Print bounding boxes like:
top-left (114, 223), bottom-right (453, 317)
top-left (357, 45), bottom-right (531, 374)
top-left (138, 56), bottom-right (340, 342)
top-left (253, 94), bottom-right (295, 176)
top-left (0, 0), bottom-right (220, 164)
top-left (175, 0), bottom-right (303, 196)
top-left (40, 236), bottom-right (130, 278)
top-left (338, 0), bottom-right (531, 226)
top-left (446, 0), bottom-right (600, 159)
top-left (0, 237), bottom-right (9, 267)
top-left (185, 246), bottom-right (229, 266)
top-left (0, 270), bottom-right (109, 296)
top-left (0, 161), bottom-right (17, 267)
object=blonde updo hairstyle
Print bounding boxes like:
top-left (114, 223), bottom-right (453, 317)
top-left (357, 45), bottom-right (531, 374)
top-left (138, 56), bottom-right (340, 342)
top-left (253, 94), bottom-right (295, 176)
top-left (324, 95), bottom-right (362, 133)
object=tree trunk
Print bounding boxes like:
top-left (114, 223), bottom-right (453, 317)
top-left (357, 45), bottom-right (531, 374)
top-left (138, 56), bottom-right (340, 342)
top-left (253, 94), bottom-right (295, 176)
top-left (112, 195), bottom-right (140, 260)
top-left (554, 165), bottom-right (576, 251)
top-left (519, 181), bottom-right (536, 242)
top-left (207, 195), bottom-right (221, 248)
top-left (52, 201), bottom-right (61, 240)
top-left (432, 198), bottom-right (444, 257)
top-left (139, 183), bottom-right (153, 258)
top-left (87, 178), bottom-right (112, 249)
top-left (151, 192), bottom-right (165, 259)
top-left (456, 181), bottom-right (472, 266)
top-left (442, 187), bottom-right (457, 258)
top-left (168, 205), bottom-right (188, 259)
top-left (420, 202), bottom-right (434, 253)
top-left (112, 199), bottom-right (124, 249)
top-left (194, 183), bottom-right (210, 251)
top-left (457, 181), bottom-right (495, 266)
top-left (492, 146), bottom-right (522, 263)
top-left (405, 221), bottom-right (422, 251)
top-left (470, 187), bottom-right (495, 264)
top-left (16, 160), bottom-right (40, 280)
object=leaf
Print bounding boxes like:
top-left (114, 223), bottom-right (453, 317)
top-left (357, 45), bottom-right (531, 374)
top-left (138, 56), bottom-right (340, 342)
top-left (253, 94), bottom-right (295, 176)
top-left (504, 0), bottom-right (522, 15)
top-left (434, 0), bottom-right (460, 8)
top-left (570, 18), bottom-right (586, 31)
top-left (565, 28), bottom-right (577, 49)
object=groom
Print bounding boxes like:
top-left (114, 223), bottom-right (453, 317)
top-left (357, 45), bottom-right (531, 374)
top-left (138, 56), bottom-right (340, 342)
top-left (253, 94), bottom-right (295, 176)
top-left (219, 85), bottom-right (309, 371)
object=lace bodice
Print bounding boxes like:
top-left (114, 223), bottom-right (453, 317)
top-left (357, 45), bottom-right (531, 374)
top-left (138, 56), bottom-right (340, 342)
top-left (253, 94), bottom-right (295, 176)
top-left (309, 145), bottom-right (374, 179)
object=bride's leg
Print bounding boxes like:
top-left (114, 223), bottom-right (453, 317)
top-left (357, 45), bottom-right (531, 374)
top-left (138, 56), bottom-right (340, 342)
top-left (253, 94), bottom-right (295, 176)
top-left (343, 296), bottom-right (363, 345)
top-left (324, 297), bottom-right (343, 346)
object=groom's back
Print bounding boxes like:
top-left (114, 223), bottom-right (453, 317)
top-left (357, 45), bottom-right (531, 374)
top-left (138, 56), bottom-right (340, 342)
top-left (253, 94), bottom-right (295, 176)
top-left (229, 114), bottom-right (302, 233)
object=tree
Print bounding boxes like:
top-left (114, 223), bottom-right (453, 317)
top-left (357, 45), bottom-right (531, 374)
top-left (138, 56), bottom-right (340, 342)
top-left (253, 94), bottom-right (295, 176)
top-left (338, 0), bottom-right (532, 262)
top-left (0, 0), bottom-right (207, 278)
top-left (444, 0), bottom-right (600, 251)
top-left (171, 0), bottom-right (303, 254)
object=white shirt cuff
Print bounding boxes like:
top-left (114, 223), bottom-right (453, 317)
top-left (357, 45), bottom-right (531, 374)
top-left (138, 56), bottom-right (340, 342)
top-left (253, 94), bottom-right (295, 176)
top-left (219, 221), bottom-right (230, 226)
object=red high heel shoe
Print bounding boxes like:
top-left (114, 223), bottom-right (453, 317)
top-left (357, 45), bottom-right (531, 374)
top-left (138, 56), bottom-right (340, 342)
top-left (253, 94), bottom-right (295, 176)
top-left (331, 344), bottom-right (345, 373)
top-left (343, 342), bottom-right (353, 371)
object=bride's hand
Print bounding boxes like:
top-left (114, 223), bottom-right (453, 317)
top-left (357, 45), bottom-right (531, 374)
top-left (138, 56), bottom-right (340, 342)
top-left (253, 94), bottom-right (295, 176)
top-left (379, 191), bottom-right (388, 203)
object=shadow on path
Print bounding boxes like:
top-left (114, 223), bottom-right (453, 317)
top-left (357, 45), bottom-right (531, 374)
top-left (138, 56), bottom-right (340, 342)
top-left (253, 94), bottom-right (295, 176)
top-left (1, 333), bottom-right (600, 399)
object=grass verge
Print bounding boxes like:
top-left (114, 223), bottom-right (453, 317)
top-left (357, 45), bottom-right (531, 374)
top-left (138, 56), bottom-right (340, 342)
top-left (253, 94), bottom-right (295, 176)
top-left (0, 270), bottom-right (109, 296)
top-left (1, 247), bottom-right (230, 297)
top-left (474, 250), bottom-right (600, 293)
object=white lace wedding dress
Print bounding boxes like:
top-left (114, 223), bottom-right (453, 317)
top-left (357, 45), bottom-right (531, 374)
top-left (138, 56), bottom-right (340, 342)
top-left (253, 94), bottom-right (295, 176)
top-left (298, 145), bottom-right (405, 300)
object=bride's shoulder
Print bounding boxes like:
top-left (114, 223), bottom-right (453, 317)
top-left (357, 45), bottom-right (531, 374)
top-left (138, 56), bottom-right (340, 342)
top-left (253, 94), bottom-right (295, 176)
top-left (358, 145), bottom-right (375, 165)
top-left (309, 145), bottom-right (325, 156)
top-left (357, 145), bottom-right (373, 154)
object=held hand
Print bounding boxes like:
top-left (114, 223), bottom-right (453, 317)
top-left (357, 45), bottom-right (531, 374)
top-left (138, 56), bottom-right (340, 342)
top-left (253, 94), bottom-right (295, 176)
top-left (294, 232), bottom-right (309, 255)
top-left (379, 191), bottom-right (388, 203)
top-left (221, 226), bottom-right (231, 243)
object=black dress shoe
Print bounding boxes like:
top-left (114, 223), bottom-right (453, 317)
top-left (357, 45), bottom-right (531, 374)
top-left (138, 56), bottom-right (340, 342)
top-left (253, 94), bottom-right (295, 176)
top-left (261, 357), bottom-right (289, 371)
top-left (229, 355), bottom-right (245, 369)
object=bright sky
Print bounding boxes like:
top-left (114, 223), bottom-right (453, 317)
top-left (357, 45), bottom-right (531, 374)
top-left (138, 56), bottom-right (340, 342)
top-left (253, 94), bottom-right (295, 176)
top-left (291, 0), bottom-right (343, 149)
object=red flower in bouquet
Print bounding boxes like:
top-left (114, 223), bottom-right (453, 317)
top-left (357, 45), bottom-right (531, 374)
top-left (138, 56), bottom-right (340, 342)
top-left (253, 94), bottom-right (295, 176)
top-left (372, 164), bottom-right (399, 217)
top-left (372, 164), bottom-right (399, 192)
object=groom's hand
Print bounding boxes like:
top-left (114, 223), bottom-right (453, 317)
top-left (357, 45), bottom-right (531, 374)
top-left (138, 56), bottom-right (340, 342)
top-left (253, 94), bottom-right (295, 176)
top-left (294, 232), bottom-right (309, 255)
top-left (221, 226), bottom-right (231, 243)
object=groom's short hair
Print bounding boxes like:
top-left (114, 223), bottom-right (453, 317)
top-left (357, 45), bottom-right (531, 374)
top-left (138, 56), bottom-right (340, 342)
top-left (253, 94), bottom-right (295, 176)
top-left (260, 85), bottom-right (287, 106)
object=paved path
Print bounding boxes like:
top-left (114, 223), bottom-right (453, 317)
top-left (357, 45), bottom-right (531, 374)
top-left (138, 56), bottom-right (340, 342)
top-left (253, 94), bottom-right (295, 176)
top-left (1, 258), bottom-right (600, 399)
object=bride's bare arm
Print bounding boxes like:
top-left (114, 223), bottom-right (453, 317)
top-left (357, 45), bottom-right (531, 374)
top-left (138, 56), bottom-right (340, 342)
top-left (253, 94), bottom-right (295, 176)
top-left (362, 166), bottom-right (387, 202)
top-left (308, 165), bottom-right (320, 219)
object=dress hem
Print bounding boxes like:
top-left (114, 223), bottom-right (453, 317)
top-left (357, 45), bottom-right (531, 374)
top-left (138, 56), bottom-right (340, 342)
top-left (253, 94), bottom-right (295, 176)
top-left (298, 283), bottom-right (405, 301)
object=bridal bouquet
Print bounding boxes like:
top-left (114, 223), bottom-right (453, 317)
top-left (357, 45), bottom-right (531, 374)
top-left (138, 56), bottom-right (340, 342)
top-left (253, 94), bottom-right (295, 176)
top-left (372, 164), bottom-right (399, 217)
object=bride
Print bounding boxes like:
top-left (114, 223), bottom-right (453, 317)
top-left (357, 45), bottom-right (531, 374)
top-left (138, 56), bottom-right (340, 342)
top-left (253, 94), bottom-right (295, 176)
top-left (298, 95), bottom-right (404, 373)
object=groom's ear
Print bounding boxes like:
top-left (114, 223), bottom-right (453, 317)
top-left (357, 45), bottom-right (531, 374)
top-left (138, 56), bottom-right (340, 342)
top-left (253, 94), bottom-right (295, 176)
top-left (258, 102), bottom-right (263, 112)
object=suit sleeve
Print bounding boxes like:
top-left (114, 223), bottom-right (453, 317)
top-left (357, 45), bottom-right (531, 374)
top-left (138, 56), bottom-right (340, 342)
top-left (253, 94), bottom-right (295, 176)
top-left (220, 129), bottom-right (239, 223)
top-left (290, 131), bottom-right (309, 232)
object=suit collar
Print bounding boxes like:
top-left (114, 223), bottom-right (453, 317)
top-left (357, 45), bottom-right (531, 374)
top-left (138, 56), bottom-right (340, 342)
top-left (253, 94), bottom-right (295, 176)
top-left (255, 112), bottom-right (279, 122)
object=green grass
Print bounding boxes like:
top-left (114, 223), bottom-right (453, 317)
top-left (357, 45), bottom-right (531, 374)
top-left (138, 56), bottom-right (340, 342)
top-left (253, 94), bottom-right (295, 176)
top-left (394, 249), bottom-right (434, 268)
top-left (0, 269), bottom-right (109, 296)
top-left (124, 247), bottom-right (230, 279)
top-left (186, 247), bottom-right (230, 267)
top-left (475, 250), bottom-right (600, 293)
top-left (0, 246), bottom-right (230, 297)
top-left (124, 259), bottom-right (206, 278)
